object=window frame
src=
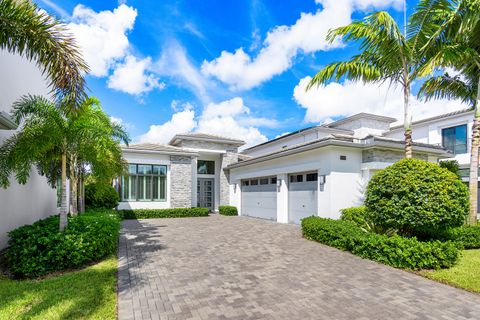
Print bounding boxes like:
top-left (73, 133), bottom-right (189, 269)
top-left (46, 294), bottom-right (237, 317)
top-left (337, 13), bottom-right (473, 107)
top-left (197, 160), bottom-right (215, 175)
top-left (121, 164), bottom-right (167, 202)
top-left (442, 124), bottom-right (468, 155)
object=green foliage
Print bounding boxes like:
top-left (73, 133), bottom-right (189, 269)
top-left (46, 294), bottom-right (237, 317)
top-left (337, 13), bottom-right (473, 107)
top-left (117, 208), bottom-right (209, 219)
top-left (365, 158), bottom-right (469, 237)
top-left (340, 206), bottom-right (369, 227)
top-left (439, 160), bottom-right (461, 178)
top-left (302, 217), bottom-right (459, 270)
top-left (6, 212), bottom-right (120, 278)
top-left (85, 183), bottom-right (119, 209)
top-left (443, 226), bottom-right (480, 249)
top-left (219, 206), bottom-right (238, 216)
top-left (0, 0), bottom-right (88, 107)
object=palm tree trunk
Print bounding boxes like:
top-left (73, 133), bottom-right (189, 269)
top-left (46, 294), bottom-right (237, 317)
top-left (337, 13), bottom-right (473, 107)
top-left (59, 152), bottom-right (68, 231)
top-left (468, 79), bottom-right (480, 225)
top-left (404, 84), bottom-right (413, 158)
top-left (69, 157), bottom-right (78, 215)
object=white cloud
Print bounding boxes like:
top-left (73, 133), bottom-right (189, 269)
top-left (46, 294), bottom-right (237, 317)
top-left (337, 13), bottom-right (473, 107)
top-left (293, 76), bottom-right (467, 125)
top-left (110, 116), bottom-right (134, 130)
top-left (201, 0), bottom-right (402, 90)
top-left (107, 55), bottom-right (165, 95)
top-left (138, 107), bottom-right (197, 144)
top-left (67, 4), bottom-right (137, 77)
top-left (138, 98), bottom-right (269, 149)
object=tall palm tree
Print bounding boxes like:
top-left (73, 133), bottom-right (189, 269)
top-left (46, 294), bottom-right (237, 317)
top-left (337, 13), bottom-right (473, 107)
top-left (307, 11), bottom-right (427, 158)
top-left (0, 0), bottom-right (88, 107)
top-left (413, 0), bottom-right (480, 224)
top-left (0, 96), bottom-right (129, 230)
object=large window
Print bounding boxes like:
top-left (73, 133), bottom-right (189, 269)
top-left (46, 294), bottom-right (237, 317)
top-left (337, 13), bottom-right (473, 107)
top-left (197, 160), bottom-right (215, 174)
top-left (121, 164), bottom-right (167, 201)
top-left (442, 125), bottom-right (467, 154)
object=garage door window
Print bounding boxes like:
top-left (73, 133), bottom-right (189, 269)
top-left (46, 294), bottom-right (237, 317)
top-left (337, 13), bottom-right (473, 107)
top-left (290, 174), bottom-right (303, 183)
top-left (270, 177), bottom-right (277, 184)
top-left (251, 179), bottom-right (259, 185)
top-left (306, 173), bottom-right (318, 181)
top-left (260, 178), bottom-right (269, 185)
top-left (242, 180), bottom-right (250, 186)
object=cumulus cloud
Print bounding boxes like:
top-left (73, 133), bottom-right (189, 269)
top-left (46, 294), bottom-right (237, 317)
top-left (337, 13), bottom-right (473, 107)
top-left (68, 4), bottom-right (137, 77)
top-left (107, 55), bottom-right (165, 95)
top-left (138, 98), bottom-right (269, 149)
top-left (201, 0), bottom-right (402, 90)
top-left (293, 76), bottom-right (467, 124)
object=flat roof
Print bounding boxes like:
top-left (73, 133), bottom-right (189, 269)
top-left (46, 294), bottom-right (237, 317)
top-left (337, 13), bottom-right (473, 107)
top-left (169, 132), bottom-right (245, 146)
top-left (0, 111), bottom-right (17, 130)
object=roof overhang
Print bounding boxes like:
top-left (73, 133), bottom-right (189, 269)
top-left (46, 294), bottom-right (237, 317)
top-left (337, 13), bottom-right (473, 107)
top-left (169, 134), bottom-right (245, 147)
top-left (0, 111), bottom-right (17, 130)
top-left (121, 147), bottom-right (198, 157)
top-left (226, 135), bottom-right (450, 170)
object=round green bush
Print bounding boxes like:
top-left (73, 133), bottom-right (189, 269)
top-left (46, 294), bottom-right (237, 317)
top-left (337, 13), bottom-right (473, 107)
top-left (85, 182), bottom-right (119, 209)
top-left (365, 158), bottom-right (468, 237)
top-left (219, 205), bottom-right (238, 216)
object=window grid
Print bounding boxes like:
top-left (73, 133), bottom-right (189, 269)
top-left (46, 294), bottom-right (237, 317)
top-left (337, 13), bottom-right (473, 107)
top-left (121, 164), bottom-right (167, 202)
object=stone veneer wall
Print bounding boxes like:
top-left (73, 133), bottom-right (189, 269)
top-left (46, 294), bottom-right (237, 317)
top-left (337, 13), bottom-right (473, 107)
top-left (178, 140), bottom-right (239, 152)
top-left (170, 155), bottom-right (193, 208)
top-left (219, 152), bottom-right (238, 205)
top-left (362, 149), bottom-right (428, 163)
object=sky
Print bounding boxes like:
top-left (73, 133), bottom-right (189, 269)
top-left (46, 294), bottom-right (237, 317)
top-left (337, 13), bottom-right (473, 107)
top-left (35, 0), bottom-right (467, 149)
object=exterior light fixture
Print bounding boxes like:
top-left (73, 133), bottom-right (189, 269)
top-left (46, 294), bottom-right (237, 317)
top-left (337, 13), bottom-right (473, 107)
top-left (319, 175), bottom-right (326, 185)
top-left (276, 178), bottom-right (282, 192)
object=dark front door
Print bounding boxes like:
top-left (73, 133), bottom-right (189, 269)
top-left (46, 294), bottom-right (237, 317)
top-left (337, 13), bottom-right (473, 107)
top-left (197, 178), bottom-right (214, 210)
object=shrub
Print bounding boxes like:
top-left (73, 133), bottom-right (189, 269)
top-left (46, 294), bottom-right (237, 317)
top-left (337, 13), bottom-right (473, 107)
top-left (443, 226), bottom-right (480, 249)
top-left (340, 206), bottom-right (369, 227)
top-left (219, 205), bottom-right (238, 216)
top-left (85, 182), bottom-right (119, 209)
top-left (6, 211), bottom-right (120, 278)
top-left (301, 216), bottom-right (459, 270)
top-left (365, 158), bottom-right (468, 237)
top-left (439, 160), bottom-right (461, 178)
top-left (118, 207), bottom-right (209, 219)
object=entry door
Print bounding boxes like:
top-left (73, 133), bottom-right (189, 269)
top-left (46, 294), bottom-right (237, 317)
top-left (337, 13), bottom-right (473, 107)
top-left (197, 178), bottom-right (214, 210)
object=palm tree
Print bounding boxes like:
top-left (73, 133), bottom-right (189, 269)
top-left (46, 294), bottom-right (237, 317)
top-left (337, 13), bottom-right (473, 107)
top-left (0, 0), bottom-right (88, 107)
top-left (0, 96), bottom-right (129, 230)
top-left (413, 0), bottom-right (480, 224)
top-left (306, 11), bottom-right (428, 158)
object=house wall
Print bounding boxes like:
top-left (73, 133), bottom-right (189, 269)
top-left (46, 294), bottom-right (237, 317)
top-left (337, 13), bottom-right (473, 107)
top-left (229, 146), bottom-right (364, 220)
top-left (0, 51), bottom-right (58, 249)
top-left (385, 112), bottom-right (473, 166)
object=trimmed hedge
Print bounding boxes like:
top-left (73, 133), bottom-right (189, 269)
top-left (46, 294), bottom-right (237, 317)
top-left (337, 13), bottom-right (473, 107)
top-left (85, 183), bottom-right (119, 209)
top-left (340, 206), bottom-right (369, 227)
top-left (6, 211), bottom-right (120, 278)
top-left (118, 207), bottom-right (209, 219)
top-left (365, 158), bottom-right (468, 237)
top-left (443, 226), bottom-right (480, 249)
top-left (301, 216), bottom-right (459, 270)
top-left (219, 205), bottom-right (238, 216)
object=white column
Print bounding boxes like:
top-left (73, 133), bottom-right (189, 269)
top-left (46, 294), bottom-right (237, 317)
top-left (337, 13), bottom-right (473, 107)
top-left (276, 174), bottom-right (288, 223)
top-left (230, 180), bottom-right (242, 215)
top-left (317, 169), bottom-right (330, 218)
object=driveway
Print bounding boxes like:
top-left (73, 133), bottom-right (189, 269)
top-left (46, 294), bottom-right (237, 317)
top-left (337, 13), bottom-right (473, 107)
top-left (118, 215), bottom-right (480, 320)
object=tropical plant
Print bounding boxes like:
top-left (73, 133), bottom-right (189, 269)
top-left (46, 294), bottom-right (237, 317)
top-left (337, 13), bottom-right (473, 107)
top-left (413, 0), bottom-right (480, 225)
top-left (306, 11), bottom-right (432, 158)
top-left (439, 159), bottom-right (461, 177)
top-left (0, 95), bottom-right (129, 230)
top-left (0, 0), bottom-right (88, 108)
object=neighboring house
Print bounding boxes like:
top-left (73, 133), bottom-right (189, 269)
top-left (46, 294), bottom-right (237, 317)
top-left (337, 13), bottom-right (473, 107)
top-left (0, 51), bottom-right (59, 250)
top-left (118, 113), bottom-right (451, 224)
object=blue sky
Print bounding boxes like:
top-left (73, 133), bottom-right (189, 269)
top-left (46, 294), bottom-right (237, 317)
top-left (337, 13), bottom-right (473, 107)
top-left (35, 0), bottom-right (465, 148)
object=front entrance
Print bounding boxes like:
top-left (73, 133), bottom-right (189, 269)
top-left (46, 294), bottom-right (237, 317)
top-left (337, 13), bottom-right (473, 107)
top-left (197, 178), bottom-right (214, 210)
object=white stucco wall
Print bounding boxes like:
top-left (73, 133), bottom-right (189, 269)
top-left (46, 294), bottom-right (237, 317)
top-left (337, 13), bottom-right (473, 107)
top-left (0, 51), bottom-right (58, 249)
top-left (230, 146), bottom-right (364, 220)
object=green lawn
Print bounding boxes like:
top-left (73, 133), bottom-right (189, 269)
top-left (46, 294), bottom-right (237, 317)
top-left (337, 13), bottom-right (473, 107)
top-left (0, 256), bottom-right (117, 320)
top-left (420, 250), bottom-right (480, 293)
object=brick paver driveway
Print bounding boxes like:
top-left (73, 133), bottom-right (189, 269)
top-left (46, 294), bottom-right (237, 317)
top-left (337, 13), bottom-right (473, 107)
top-left (118, 215), bottom-right (480, 320)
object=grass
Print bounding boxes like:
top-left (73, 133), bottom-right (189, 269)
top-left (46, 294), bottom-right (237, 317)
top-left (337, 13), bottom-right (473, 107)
top-left (0, 256), bottom-right (117, 319)
top-left (419, 250), bottom-right (480, 293)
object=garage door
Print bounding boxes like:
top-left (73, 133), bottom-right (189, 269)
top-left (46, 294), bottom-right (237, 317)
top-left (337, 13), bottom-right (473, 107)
top-left (241, 176), bottom-right (277, 220)
top-left (288, 172), bottom-right (318, 224)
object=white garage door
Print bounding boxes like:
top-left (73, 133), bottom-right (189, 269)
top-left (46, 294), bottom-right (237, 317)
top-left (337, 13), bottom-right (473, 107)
top-left (241, 176), bottom-right (277, 220)
top-left (288, 172), bottom-right (318, 224)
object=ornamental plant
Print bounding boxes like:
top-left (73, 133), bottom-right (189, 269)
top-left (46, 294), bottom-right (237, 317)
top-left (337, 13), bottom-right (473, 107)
top-left (365, 158), bottom-right (468, 237)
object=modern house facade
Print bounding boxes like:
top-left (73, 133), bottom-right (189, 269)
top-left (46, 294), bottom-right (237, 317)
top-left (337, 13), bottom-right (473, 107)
top-left (0, 51), bottom-right (59, 250)
top-left (118, 113), bottom-right (453, 224)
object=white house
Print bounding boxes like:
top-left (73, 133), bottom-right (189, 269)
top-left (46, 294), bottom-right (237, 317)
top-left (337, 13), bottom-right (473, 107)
top-left (0, 51), bottom-right (59, 250)
top-left (118, 113), bottom-right (451, 224)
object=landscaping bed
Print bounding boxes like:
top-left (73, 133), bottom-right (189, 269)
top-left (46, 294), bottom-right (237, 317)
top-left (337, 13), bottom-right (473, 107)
top-left (116, 207), bottom-right (210, 219)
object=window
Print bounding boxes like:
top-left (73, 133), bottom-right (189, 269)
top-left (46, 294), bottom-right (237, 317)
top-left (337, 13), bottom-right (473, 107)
top-left (250, 179), bottom-right (258, 185)
top-left (242, 180), bottom-right (250, 186)
top-left (442, 125), bottom-right (467, 154)
top-left (197, 160), bottom-right (215, 174)
top-left (270, 177), bottom-right (277, 184)
top-left (306, 173), bottom-right (318, 182)
top-left (260, 178), bottom-right (269, 185)
top-left (290, 174), bottom-right (303, 183)
top-left (121, 164), bottom-right (167, 202)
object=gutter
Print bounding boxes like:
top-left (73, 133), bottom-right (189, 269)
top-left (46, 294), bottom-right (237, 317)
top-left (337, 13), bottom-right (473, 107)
top-left (0, 111), bottom-right (17, 130)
